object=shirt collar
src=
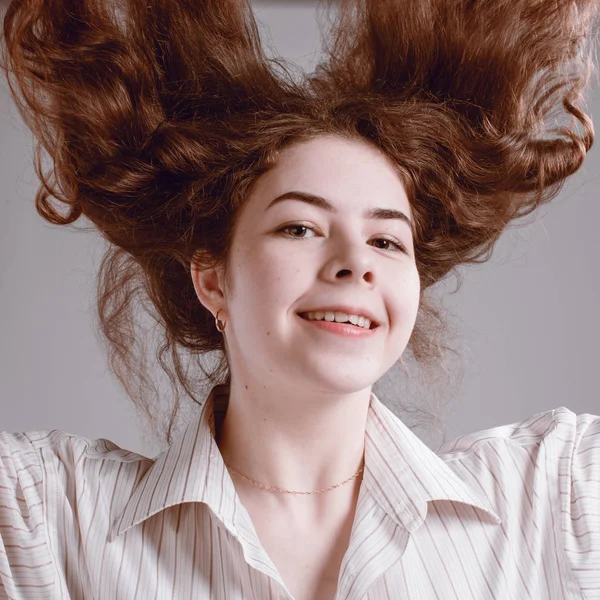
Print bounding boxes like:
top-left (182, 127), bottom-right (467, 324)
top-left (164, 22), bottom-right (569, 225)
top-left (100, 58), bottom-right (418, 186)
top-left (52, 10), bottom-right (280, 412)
top-left (110, 385), bottom-right (501, 541)
top-left (364, 395), bottom-right (502, 532)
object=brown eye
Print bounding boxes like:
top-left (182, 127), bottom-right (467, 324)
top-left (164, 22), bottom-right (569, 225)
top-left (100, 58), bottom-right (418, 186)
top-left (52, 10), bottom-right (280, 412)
top-left (372, 238), bottom-right (407, 253)
top-left (281, 225), bottom-right (312, 238)
top-left (278, 224), bottom-right (407, 254)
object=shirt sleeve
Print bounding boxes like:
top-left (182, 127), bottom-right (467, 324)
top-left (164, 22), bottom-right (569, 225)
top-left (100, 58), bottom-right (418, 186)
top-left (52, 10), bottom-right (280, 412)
top-left (554, 408), bottom-right (600, 598)
top-left (0, 431), bottom-right (56, 599)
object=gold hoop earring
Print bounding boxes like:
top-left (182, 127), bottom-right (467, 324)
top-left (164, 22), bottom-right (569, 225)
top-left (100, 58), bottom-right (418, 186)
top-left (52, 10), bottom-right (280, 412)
top-left (215, 309), bottom-right (226, 333)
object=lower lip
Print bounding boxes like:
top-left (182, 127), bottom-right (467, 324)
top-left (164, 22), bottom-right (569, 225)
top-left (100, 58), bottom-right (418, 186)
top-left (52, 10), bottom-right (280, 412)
top-left (298, 315), bottom-right (377, 337)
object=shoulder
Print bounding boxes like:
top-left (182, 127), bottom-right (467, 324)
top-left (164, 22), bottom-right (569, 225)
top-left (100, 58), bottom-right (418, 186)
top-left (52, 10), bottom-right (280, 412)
top-left (437, 406), bottom-right (600, 595)
top-left (0, 429), bottom-right (153, 596)
top-left (0, 427), bottom-right (152, 526)
top-left (1, 427), bottom-right (153, 510)
top-left (1, 428), bottom-right (153, 492)
top-left (436, 405), bottom-right (599, 488)
top-left (433, 407), bottom-right (560, 510)
top-left (1, 427), bottom-right (151, 463)
top-left (437, 405), bottom-right (560, 457)
top-left (0, 427), bottom-right (152, 507)
top-left (437, 405), bottom-right (599, 470)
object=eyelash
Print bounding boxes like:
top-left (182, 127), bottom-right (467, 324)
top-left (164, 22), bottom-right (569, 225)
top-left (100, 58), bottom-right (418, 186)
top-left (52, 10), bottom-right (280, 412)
top-left (277, 223), bottom-right (408, 254)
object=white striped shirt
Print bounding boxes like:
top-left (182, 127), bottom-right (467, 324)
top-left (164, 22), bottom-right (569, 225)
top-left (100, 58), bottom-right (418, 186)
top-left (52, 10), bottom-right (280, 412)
top-left (1, 384), bottom-right (599, 599)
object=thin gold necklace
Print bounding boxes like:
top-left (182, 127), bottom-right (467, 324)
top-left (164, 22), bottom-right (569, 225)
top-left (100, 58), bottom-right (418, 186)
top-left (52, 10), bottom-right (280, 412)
top-left (223, 461), bottom-right (365, 495)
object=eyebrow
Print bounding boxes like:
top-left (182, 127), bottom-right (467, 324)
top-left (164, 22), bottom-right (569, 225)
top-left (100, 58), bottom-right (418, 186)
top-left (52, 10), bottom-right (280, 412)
top-left (266, 190), bottom-right (413, 231)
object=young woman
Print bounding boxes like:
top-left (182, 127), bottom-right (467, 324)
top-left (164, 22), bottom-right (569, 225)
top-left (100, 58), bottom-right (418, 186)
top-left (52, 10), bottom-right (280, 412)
top-left (1, 0), bottom-right (598, 598)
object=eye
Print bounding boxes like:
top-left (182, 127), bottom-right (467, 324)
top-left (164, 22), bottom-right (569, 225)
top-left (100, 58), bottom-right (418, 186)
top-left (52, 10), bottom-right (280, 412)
top-left (277, 224), bottom-right (408, 254)
top-left (371, 238), bottom-right (408, 253)
top-left (279, 224), bottom-right (317, 239)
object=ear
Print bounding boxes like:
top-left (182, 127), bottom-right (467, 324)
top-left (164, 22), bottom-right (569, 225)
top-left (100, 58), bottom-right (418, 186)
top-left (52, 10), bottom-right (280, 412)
top-left (190, 253), bottom-right (227, 319)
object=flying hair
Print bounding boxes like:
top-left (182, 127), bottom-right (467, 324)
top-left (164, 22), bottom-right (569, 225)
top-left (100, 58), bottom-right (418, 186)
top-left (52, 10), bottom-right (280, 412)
top-left (1, 0), bottom-right (598, 447)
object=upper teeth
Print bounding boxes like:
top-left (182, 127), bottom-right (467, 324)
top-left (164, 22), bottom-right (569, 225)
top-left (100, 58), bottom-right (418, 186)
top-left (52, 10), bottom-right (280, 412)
top-left (303, 311), bottom-right (372, 329)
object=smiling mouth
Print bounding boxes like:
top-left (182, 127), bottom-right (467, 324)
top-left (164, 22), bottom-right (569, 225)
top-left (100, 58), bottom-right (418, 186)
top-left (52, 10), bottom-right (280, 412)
top-left (298, 313), bottom-right (378, 330)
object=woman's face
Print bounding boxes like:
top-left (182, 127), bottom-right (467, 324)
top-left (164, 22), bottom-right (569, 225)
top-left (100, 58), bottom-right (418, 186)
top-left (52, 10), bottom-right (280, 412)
top-left (205, 134), bottom-right (420, 394)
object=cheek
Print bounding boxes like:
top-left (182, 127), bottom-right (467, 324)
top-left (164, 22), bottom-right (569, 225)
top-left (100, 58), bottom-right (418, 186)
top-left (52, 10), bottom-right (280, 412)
top-left (234, 247), bottom-right (299, 304)
top-left (408, 266), bottom-right (421, 299)
top-left (395, 267), bottom-right (421, 316)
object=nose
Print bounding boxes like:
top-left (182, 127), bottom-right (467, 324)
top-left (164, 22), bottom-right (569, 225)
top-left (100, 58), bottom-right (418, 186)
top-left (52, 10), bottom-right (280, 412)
top-left (335, 266), bottom-right (374, 284)
top-left (327, 233), bottom-right (376, 284)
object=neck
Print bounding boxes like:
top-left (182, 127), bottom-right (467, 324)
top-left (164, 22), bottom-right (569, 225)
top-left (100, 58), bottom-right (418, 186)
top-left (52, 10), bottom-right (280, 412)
top-left (214, 380), bottom-right (370, 512)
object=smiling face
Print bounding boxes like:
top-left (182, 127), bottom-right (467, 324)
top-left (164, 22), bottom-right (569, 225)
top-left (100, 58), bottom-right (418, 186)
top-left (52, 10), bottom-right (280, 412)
top-left (196, 134), bottom-right (421, 395)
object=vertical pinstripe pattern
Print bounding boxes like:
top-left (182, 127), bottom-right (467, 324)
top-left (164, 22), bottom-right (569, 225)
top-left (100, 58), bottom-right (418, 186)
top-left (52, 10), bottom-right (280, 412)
top-left (0, 386), bottom-right (598, 599)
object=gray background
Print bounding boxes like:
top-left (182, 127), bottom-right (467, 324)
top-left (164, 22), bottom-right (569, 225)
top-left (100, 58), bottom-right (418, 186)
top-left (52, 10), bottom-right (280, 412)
top-left (1, 0), bottom-right (598, 458)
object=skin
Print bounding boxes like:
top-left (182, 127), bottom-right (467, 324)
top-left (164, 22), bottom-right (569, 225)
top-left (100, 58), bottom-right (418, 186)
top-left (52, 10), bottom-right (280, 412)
top-left (191, 133), bottom-right (420, 529)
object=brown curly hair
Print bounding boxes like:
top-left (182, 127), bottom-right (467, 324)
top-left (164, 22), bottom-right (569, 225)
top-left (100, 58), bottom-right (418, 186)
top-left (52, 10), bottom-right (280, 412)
top-left (1, 0), bottom-right (598, 448)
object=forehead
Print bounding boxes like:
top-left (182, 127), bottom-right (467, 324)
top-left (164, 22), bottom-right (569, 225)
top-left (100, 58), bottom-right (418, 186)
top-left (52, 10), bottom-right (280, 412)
top-left (252, 135), bottom-right (412, 217)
